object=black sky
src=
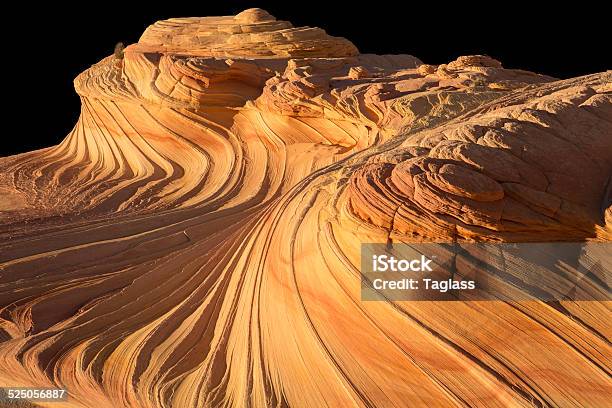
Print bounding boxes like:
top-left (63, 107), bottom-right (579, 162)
top-left (2, 1), bottom-right (609, 156)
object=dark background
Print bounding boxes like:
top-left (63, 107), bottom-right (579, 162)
top-left (2, 1), bottom-right (609, 156)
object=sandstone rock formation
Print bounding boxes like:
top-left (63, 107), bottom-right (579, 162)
top-left (0, 9), bottom-right (610, 408)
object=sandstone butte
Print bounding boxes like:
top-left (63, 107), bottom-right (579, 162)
top-left (0, 8), bottom-right (611, 408)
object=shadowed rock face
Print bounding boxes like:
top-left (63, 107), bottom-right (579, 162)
top-left (0, 9), bottom-right (611, 408)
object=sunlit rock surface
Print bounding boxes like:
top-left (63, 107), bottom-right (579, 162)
top-left (1, 9), bottom-right (611, 408)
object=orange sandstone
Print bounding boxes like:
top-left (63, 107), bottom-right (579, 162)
top-left (0, 8), bottom-right (610, 408)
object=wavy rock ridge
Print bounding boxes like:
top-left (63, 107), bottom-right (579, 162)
top-left (1, 8), bottom-right (611, 408)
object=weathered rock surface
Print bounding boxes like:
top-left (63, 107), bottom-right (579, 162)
top-left (348, 79), bottom-right (612, 241)
top-left (136, 8), bottom-right (358, 58)
top-left (0, 9), bottom-right (610, 408)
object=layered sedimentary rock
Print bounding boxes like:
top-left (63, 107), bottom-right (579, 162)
top-left (0, 9), bottom-right (611, 408)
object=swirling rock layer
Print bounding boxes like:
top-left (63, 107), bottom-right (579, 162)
top-left (1, 9), bottom-right (611, 408)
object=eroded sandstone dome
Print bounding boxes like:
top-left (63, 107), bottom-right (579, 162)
top-left (136, 8), bottom-right (359, 58)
